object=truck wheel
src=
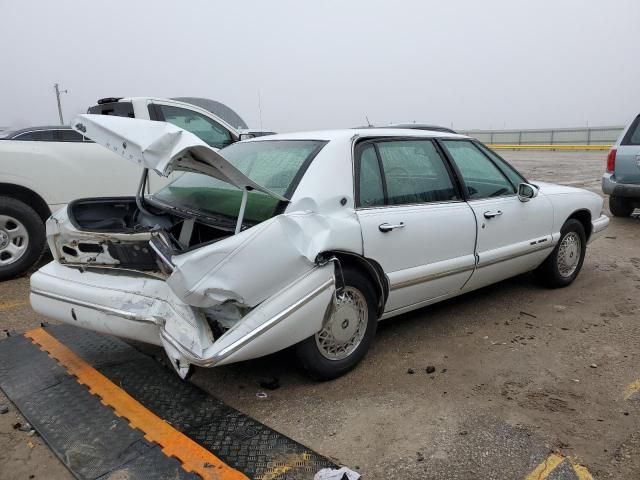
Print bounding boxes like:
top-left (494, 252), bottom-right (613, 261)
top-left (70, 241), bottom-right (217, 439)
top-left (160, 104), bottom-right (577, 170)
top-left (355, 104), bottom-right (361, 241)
top-left (295, 267), bottom-right (378, 380)
top-left (0, 197), bottom-right (46, 280)
top-left (609, 196), bottom-right (634, 217)
top-left (535, 219), bottom-right (586, 289)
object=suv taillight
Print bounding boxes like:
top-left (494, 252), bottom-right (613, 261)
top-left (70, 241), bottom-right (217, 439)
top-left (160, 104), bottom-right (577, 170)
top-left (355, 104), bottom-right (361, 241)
top-left (606, 148), bottom-right (616, 173)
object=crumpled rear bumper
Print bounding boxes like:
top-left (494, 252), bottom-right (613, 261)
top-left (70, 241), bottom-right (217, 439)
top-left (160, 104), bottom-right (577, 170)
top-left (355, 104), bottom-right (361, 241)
top-left (30, 261), bottom-right (336, 370)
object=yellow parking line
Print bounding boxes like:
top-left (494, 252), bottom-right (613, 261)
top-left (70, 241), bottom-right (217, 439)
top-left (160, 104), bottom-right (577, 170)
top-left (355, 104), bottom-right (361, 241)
top-left (624, 379), bottom-right (640, 400)
top-left (572, 463), bottom-right (594, 480)
top-left (525, 453), bottom-right (593, 480)
top-left (0, 300), bottom-right (29, 311)
top-left (25, 327), bottom-right (249, 480)
top-left (525, 453), bottom-right (565, 480)
top-left (257, 452), bottom-right (312, 480)
top-left (487, 144), bottom-right (611, 151)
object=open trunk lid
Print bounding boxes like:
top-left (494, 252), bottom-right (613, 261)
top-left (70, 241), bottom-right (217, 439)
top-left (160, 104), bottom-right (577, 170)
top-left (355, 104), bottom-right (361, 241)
top-left (72, 114), bottom-right (288, 202)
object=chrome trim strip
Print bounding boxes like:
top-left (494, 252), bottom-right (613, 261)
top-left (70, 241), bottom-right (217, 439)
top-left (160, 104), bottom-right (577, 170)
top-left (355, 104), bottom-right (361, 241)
top-left (160, 277), bottom-right (336, 367)
top-left (477, 243), bottom-right (553, 269)
top-left (389, 264), bottom-right (475, 291)
top-left (30, 288), bottom-right (158, 324)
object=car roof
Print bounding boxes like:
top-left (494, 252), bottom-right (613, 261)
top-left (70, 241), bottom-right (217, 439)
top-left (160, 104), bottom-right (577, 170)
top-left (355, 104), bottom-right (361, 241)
top-left (248, 128), bottom-right (470, 142)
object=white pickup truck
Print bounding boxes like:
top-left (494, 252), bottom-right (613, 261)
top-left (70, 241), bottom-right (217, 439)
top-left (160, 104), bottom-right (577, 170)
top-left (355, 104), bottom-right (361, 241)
top-left (0, 97), bottom-right (243, 279)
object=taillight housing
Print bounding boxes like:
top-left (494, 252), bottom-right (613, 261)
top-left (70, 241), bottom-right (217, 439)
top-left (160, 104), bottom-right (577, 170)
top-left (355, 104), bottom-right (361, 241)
top-left (606, 149), bottom-right (616, 173)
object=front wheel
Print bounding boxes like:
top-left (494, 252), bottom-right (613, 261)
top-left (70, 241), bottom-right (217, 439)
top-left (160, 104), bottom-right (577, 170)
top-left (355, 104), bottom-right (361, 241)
top-left (295, 267), bottom-right (377, 380)
top-left (535, 219), bottom-right (586, 288)
top-left (0, 197), bottom-right (46, 281)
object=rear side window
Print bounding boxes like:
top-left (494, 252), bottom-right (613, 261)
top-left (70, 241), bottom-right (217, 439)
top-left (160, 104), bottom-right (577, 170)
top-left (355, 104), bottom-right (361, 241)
top-left (358, 145), bottom-right (385, 207)
top-left (57, 130), bottom-right (86, 142)
top-left (356, 139), bottom-right (460, 207)
top-left (622, 116), bottom-right (640, 145)
top-left (13, 130), bottom-right (56, 141)
top-left (87, 102), bottom-right (135, 118)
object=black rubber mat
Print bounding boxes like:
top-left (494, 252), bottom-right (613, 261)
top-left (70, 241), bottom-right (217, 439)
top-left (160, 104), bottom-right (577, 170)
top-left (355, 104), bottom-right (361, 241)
top-left (0, 325), bottom-right (337, 480)
top-left (0, 334), bottom-right (195, 480)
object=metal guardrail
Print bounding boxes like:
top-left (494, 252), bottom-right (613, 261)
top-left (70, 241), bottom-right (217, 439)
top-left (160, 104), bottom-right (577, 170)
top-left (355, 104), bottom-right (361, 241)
top-left (487, 144), bottom-right (611, 151)
top-left (461, 126), bottom-right (624, 147)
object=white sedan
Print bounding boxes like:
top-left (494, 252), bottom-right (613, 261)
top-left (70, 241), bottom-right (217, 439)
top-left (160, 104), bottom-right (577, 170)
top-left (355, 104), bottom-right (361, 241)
top-left (30, 115), bottom-right (609, 380)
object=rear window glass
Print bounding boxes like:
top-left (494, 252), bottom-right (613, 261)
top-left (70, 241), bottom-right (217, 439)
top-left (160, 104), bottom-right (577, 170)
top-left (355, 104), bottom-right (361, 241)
top-left (87, 102), bottom-right (135, 118)
top-left (622, 116), bottom-right (640, 145)
top-left (152, 140), bottom-right (326, 224)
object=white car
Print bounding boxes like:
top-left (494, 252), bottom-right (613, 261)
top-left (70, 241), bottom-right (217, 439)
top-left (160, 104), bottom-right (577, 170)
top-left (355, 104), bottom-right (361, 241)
top-left (30, 115), bottom-right (609, 380)
top-left (0, 97), bottom-right (242, 279)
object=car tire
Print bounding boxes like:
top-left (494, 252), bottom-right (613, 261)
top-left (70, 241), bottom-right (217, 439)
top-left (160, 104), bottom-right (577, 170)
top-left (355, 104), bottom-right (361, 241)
top-left (0, 196), bottom-right (46, 281)
top-left (295, 266), bottom-right (378, 380)
top-left (609, 196), bottom-right (635, 217)
top-left (535, 219), bottom-right (587, 288)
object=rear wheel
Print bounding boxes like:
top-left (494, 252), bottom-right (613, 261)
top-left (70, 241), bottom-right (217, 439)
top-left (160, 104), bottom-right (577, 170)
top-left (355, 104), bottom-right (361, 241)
top-left (535, 219), bottom-right (586, 288)
top-left (0, 197), bottom-right (46, 281)
top-left (295, 267), bottom-right (377, 380)
top-left (609, 196), bottom-right (635, 217)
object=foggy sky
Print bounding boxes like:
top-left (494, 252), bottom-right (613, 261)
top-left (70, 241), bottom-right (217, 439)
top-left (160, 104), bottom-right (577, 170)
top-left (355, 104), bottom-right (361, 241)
top-left (1, 0), bottom-right (638, 132)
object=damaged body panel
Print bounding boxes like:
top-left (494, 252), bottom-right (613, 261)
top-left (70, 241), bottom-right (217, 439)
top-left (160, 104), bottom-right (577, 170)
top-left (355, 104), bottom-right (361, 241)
top-left (31, 115), bottom-right (608, 379)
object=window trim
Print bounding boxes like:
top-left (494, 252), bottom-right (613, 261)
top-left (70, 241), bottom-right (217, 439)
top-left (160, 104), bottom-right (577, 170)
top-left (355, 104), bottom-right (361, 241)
top-left (354, 137), bottom-right (465, 209)
top-left (472, 140), bottom-right (528, 185)
top-left (438, 138), bottom-right (521, 201)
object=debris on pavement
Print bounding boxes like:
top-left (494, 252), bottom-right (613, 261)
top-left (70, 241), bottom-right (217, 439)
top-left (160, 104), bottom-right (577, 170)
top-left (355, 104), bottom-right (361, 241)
top-left (256, 392), bottom-right (268, 400)
top-left (407, 368), bottom-right (415, 374)
top-left (314, 466), bottom-right (361, 480)
top-left (590, 364), bottom-right (598, 368)
top-left (417, 451), bottom-right (425, 462)
top-left (0, 404), bottom-right (8, 414)
top-left (426, 366), bottom-right (436, 374)
top-left (258, 377), bottom-right (280, 390)
top-left (520, 311), bottom-right (537, 318)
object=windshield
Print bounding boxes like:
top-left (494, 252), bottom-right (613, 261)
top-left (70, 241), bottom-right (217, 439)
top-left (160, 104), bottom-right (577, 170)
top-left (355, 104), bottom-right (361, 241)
top-left (151, 139), bottom-right (326, 224)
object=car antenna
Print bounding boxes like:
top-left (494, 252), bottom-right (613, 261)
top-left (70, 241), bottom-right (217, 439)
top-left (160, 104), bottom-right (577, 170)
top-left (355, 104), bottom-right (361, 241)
top-left (365, 115), bottom-right (372, 127)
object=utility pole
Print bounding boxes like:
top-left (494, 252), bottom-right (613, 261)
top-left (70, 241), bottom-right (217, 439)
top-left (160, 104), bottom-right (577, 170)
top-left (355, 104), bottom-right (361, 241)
top-left (54, 83), bottom-right (67, 125)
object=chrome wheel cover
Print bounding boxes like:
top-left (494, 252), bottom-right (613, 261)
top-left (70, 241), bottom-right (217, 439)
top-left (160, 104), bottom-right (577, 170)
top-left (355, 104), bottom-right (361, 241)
top-left (315, 287), bottom-right (368, 361)
top-left (557, 231), bottom-right (581, 277)
top-left (0, 215), bottom-right (29, 266)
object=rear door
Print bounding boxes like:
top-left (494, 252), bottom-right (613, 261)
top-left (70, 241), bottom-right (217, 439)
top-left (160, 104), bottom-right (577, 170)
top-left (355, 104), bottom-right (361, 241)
top-left (355, 139), bottom-right (477, 314)
top-left (440, 140), bottom-right (553, 291)
top-left (616, 115), bottom-right (640, 184)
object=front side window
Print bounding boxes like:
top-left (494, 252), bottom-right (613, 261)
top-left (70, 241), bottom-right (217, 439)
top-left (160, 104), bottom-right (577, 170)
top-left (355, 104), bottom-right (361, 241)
top-left (152, 140), bottom-right (325, 224)
top-left (442, 140), bottom-right (516, 199)
top-left (475, 142), bottom-right (526, 186)
top-left (156, 104), bottom-right (233, 149)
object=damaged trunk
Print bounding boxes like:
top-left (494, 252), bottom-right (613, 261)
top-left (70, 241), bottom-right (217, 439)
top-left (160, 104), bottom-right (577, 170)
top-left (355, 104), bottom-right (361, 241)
top-left (53, 197), bottom-right (236, 272)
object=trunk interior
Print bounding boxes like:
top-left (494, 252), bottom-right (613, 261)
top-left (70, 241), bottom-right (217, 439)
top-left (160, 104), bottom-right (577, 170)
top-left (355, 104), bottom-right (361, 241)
top-left (61, 197), bottom-right (234, 271)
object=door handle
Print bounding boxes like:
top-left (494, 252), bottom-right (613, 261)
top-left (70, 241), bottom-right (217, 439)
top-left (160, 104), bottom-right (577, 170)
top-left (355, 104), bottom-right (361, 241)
top-left (483, 210), bottom-right (503, 219)
top-left (379, 222), bottom-right (405, 233)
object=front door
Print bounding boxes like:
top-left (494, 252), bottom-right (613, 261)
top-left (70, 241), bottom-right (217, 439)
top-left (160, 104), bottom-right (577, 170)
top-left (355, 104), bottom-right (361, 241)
top-left (355, 139), bottom-right (477, 315)
top-left (440, 140), bottom-right (554, 291)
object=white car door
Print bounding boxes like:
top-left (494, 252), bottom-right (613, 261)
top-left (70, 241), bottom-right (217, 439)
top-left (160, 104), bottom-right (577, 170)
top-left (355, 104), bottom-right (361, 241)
top-left (440, 140), bottom-right (554, 292)
top-left (355, 139), bottom-right (477, 316)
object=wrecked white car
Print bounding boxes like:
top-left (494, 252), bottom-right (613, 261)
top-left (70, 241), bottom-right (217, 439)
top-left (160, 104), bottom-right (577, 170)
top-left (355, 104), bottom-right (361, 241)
top-left (30, 115), bottom-right (609, 380)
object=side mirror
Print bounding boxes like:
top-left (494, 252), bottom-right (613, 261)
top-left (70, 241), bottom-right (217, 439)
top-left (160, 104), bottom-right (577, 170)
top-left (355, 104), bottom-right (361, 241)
top-left (517, 183), bottom-right (539, 202)
top-left (239, 133), bottom-right (255, 141)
